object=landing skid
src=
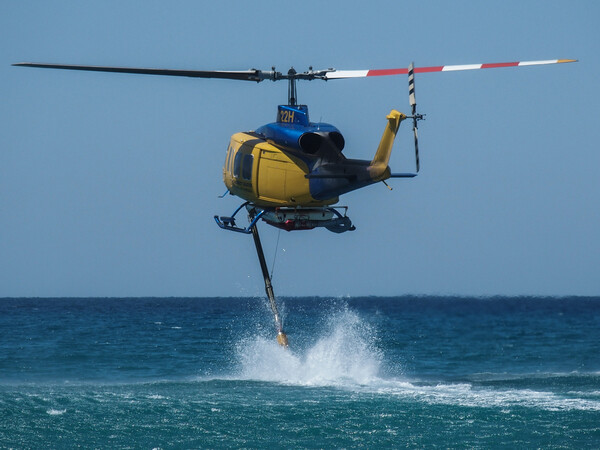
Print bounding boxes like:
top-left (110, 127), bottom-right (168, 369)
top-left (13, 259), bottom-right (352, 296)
top-left (214, 203), bottom-right (356, 234)
top-left (214, 202), bottom-right (263, 234)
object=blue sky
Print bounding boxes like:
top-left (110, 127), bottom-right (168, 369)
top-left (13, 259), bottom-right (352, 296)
top-left (1, 1), bottom-right (598, 297)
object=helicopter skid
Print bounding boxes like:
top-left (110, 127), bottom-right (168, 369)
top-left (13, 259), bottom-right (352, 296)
top-left (214, 203), bottom-right (355, 234)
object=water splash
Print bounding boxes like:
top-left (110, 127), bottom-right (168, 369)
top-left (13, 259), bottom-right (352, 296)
top-left (235, 308), bottom-right (382, 386)
top-left (231, 306), bottom-right (600, 412)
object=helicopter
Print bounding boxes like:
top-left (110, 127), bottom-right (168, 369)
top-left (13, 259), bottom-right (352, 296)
top-left (13, 58), bottom-right (576, 346)
top-left (13, 59), bottom-right (575, 235)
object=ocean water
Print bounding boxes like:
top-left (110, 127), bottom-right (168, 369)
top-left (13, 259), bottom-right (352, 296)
top-left (0, 297), bottom-right (599, 448)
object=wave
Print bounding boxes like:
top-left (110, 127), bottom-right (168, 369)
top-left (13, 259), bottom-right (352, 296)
top-left (372, 380), bottom-right (600, 412)
top-left (4, 304), bottom-right (597, 414)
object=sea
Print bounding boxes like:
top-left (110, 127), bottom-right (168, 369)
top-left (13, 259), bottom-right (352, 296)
top-left (0, 296), bottom-right (599, 448)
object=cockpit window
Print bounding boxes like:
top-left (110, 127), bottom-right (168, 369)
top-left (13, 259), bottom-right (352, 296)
top-left (242, 154), bottom-right (253, 180)
top-left (233, 151), bottom-right (243, 178)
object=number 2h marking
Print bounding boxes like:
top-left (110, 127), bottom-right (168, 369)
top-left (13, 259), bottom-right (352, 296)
top-left (280, 110), bottom-right (295, 123)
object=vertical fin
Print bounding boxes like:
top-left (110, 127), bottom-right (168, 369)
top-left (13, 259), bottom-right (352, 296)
top-left (371, 110), bottom-right (406, 168)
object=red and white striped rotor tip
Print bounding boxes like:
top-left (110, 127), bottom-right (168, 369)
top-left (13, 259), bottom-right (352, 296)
top-left (324, 59), bottom-right (577, 79)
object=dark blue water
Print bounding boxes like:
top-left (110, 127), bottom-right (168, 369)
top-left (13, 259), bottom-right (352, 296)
top-left (1, 297), bottom-right (599, 447)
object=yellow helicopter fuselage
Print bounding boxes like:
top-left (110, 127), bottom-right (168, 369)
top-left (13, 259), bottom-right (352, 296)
top-left (223, 132), bottom-right (337, 208)
top-left (222, 106), bottom-right (406, 209)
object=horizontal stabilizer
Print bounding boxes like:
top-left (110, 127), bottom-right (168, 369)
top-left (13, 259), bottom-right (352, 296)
top-left (389, 173), bottom-right (417, 178)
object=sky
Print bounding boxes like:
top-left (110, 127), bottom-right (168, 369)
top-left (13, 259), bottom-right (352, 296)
top-left (1, 1), bottom-right (598, 298)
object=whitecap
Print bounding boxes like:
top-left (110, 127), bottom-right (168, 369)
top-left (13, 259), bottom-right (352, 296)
top-left (371, 379), bottom-right (600, 412)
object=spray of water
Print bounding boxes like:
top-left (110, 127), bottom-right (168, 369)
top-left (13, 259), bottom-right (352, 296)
top-left (235, 308), bottom-right (382, 386)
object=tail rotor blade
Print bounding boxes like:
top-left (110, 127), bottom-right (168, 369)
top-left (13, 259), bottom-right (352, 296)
top-left (413, 126), bottom-right (420, 173)
top-left (408, 62), bottom-right (417, 113)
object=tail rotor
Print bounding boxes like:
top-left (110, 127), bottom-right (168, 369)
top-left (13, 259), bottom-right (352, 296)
top-left (408, 62), bottom-right (424, 172)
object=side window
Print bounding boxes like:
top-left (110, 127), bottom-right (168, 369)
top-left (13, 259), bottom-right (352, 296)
top-left (225, 146), bottom-right (232, 174)
top-left (226, 146), bottom-right (233, 173)
top-left (242, 154), bottom-right (253, 180)
top-left (233, 151), bottom-right (243, 178)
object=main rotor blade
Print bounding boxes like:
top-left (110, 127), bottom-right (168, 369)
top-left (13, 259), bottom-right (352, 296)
top-left (12, 62), bottom-right (269, 82)
top-left (14, 59), bottom-right (576, 82)
top-left (325, 59), bottom-right (577, 79)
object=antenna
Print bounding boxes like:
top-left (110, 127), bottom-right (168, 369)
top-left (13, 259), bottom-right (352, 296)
top-left (287, 67), bottom-right (297, 106)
